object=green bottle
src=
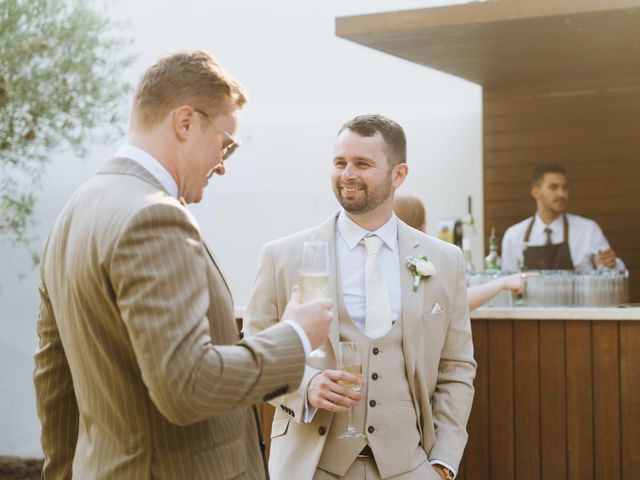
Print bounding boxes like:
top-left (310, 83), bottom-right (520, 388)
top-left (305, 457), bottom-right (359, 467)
top-left (484, 227), bottom-right (500, 271)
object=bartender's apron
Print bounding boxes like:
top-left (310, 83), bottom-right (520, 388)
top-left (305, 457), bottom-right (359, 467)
top-left (522, 214), bottom-right (574, 270)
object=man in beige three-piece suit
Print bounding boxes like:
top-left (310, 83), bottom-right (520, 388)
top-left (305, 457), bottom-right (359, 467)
top-left (245, 115), bottom-right (476, 480)
top-left (34, 50), bottom-right (334, 479)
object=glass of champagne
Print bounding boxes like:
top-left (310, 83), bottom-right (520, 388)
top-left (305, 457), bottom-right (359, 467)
top-left (337, 341), bottom-right (365, 439)
top-left (300, 241), bottom-right (330, 358)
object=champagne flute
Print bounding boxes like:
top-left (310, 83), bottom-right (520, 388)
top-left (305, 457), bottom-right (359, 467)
top-left (300, 241), bottom-right (330, 358)
top-left (337, 341), bottom-right (365, 439)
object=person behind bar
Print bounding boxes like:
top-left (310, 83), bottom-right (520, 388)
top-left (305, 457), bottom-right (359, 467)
top-left (393, 195), bottom-right (536, 310)
top-left (244, 114), bottom-right (476, 480)
top-left (501, 163), bottom-right (625, 272)
top-left (34, 50), bottom-right (334, 479)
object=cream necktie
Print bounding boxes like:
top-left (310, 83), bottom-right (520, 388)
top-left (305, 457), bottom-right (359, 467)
top-left (364, 235), bottom-right (392, 339)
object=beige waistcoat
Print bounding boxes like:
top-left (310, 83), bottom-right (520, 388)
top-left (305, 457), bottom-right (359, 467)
top-left (317, 296), bottom-right (426, 479)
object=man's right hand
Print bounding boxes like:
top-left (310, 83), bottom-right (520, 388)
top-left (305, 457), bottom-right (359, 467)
top-left (308, 370), bottom-right (362, 413)
top-left (281, 285), bottom-right (333, 350)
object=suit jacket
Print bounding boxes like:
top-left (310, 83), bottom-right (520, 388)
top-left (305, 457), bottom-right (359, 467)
top-left (244, 214), bottom-right (476, 480)
top-left (34, 157), bottom-right (306, 479)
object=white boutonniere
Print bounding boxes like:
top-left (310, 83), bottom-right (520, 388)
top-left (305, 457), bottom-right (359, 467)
top-left (406, 255), bottom-right (437, 291)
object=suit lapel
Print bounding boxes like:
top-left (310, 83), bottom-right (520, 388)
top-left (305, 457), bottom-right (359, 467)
top-left (309, 214), bottom-right (340, 359)
top-left (202, 241), bottom-right (233, 301)
top-left (398, 222), bottom-right (427, 396)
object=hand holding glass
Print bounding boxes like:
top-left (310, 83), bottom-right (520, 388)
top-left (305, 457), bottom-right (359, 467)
top-left (300, 241), bottom-right (330, 358)
top-left (337, 341), bottom-right (365, 439)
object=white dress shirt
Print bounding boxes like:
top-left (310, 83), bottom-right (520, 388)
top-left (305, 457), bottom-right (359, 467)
top-left (336, 210), bottom-right (402, 330)
top-left (501, 213), bottom-right (625, 272)
top-left (113, 145), bottom-right (314, 353)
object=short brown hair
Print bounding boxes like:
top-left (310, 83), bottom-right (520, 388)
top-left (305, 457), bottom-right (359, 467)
top-left (132, 50), bottom-right (247, 129)
top-left (532, 163), bottom-right (567, 186)
top-left (338, 114), bottom-right (407, 168)
top-left (394, 195), bottom-right (426, 231)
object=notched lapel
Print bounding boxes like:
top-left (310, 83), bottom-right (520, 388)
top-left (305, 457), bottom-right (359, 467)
top-left (203, 241), bottom-right (233, 301)
top-left (398, 223), bottom-right (425, 387)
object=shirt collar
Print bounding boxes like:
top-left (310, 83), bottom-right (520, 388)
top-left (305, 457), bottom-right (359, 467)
top-left (115, 144), bottom-right (179, 199)
top-left (337, 209), bottom-right (398, 252)
top-left (533, 212), bottom-right (564, 233)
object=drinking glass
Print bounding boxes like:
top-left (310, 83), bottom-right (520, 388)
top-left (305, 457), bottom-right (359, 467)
top-left (337, 341), bottom-right (365, 439)
top-left (300, 241), bottom-right (330, 358)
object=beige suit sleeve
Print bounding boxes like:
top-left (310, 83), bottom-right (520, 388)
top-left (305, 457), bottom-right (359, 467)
top-left (110, 203), bottom-right (305, 426)
top-left (244, 243), bottom-right (320, 423)
top-left (429, 248), bottom-right (477, 468)
top-left (34, 279), bottom-right (79, 480)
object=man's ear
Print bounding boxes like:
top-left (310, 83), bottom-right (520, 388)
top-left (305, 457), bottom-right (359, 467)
top-left (392, 163), bottom-right (409, 188)
top-left (173, 106), bottom-right (194, 141)
top-left (531, 185), bottom-right (540, 200)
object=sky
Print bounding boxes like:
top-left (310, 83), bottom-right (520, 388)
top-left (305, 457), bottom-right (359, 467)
top-left (0, 0), bottom-right (482, 456)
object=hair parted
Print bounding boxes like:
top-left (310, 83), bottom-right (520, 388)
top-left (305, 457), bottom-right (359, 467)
top-left (132, 49), bottom-right (247, 129)
top-left (531, 163), bottom-right (567, 186)
top-left (338, 114), bottom-right (407, 167)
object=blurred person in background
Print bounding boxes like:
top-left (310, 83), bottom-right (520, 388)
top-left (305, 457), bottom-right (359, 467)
top-left (394, 195), bottom-right (532, 310)
top-left (501, 164), bottom-right (624, 272)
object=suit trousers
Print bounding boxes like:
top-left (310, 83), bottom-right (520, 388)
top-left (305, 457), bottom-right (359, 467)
top-left (313, 458), bottom-right (440, 480)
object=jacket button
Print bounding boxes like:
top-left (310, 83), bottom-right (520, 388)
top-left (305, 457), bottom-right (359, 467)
top-left (371, 373), bottom-right (379, 380)
top-left (368, 426), bottom-right (375, 434)
top-left (372, 347), bottom-right (380, 355)
top-left (369, 400), bottom-right (376, 407)
top-left (318, 426), bottom-right (327, 436)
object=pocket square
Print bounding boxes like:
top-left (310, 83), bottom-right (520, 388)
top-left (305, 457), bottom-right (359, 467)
top-left (431, 302), bottom-right (444, 313)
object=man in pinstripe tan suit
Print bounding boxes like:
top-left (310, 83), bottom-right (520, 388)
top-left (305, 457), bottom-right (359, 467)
top-left (34, 50), bottom-right (333, 479)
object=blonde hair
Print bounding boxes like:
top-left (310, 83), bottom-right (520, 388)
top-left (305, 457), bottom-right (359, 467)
top-left (394, 195), bottom-right (426, 231)
top-left (132, 49), bottom-right (247, 129)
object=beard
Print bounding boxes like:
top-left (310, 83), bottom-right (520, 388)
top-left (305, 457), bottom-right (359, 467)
top-left (544, 196), bottom-right (567, 213)
top-left (333, 173), bottom-right (393, 215)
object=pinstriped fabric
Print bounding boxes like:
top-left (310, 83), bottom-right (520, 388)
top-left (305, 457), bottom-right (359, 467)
top-left (34, 157), bottom-right (306, 479)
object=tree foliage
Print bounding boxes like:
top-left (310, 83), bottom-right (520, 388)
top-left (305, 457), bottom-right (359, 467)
top-left (0, 0), bottom-right (134, 248)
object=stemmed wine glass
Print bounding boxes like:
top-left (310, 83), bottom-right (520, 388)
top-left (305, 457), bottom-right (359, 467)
top-left (337, 341), bottom-right (365, 439)
top-left (300, 241), bottom-right (330, 358)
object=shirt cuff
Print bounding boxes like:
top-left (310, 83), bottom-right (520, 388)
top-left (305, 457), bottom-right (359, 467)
top-left (303, 382), bottom-right (319, 423)
top-left (430, 460), bottom-right (457, 478)
top-left (283, 320), bottom-right (312, 356)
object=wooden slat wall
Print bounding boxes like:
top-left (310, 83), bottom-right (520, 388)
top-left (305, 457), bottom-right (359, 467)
top-left (458, 319), bottom-right (640, 480)
top-left (483, 77), bottom-right (640, 302)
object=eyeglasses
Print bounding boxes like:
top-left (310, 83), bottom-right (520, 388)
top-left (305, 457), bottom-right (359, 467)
top-left (193, 108), bottom-right (240, 160)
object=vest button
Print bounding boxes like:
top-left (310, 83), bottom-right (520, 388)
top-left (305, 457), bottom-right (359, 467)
top-left (368, 426), bottom-right (375, 434)
top-left (369, 400), bottom-right (376, 407)
top-left (318, 426), bottom-right (327, 436)
top-left (371, 373), bottom-right (379, 380)
top-left (372, 347), bottom-right (380, 355)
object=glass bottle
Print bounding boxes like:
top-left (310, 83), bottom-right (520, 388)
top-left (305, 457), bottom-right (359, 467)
top-left (462, 237), bottom-right (476, 274)
top-left (484, 227), bottom-right (500, 271)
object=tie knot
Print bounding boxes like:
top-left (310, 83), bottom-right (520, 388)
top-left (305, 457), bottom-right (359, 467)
top-left (544, 227), bottom-right (553, 245)
top-left (364, 235), bottom-right (384, 256)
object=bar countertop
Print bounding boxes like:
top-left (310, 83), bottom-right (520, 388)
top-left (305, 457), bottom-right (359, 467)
top-left (470, 306), bottom-right (640, 321)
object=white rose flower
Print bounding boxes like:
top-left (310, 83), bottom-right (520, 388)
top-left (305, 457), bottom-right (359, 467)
top-left (416, 260), bottom-right (436, 276)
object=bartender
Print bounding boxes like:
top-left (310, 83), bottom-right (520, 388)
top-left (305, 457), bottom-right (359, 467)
top-left (501, 164), bottom-right (625, 272)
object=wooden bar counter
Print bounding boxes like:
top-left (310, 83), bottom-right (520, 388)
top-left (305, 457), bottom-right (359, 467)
top-left (459, 307), bottom-right (640, 480)
top-left (246, 306), bottom-right (640, 478)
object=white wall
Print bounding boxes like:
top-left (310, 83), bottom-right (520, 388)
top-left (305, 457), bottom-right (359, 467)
top-left (0, 0), bottom-right (481, 456)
